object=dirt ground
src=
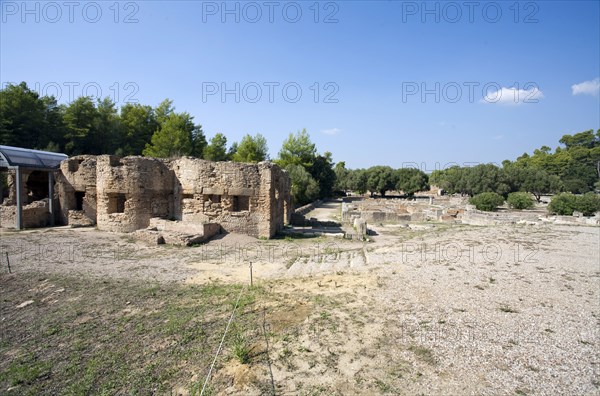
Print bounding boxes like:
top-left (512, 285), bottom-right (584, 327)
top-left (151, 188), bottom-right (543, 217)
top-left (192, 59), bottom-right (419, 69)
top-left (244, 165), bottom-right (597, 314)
top-left (1, 201), bottom-right (599, 395)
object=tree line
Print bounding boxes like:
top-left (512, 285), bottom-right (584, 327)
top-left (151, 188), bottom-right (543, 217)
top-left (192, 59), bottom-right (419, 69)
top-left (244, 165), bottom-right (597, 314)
top-left (0, 82), bottom-right (267, 162)
top-left (0, 82), bottom-right (430, 206)
top-left (0, 82), bottom-right (335, 205)
top-left (430, 129), bottom-right (600, 200)
top-left (1, 82), bottom-right (598, 208)
top-left (333, 165), bottom-right (429, 197)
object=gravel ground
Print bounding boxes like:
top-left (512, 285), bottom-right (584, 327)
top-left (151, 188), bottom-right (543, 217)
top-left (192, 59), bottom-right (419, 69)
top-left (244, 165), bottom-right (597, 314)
top-left (1, 218), bottom-right (598, 394)
top-left (0, 227), bottom-right (198, 282)
top-left (372, 223), bottom-right (600, 395)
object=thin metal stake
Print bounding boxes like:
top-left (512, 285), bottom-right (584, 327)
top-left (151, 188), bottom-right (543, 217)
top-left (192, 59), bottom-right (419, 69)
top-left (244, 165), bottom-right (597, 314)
top-left (200, 286), bottom-right (245, 396)
top-left (249, 261), bottom-right (253, 286)
top-left (5, 252), bottom-right (11, 273)
top-left (263, 308), bottom-right (276, 395)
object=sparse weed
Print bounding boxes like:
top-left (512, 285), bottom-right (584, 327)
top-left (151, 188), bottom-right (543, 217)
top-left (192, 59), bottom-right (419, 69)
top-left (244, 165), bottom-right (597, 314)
top-left (499, 304), bottom-right (519, 313)
top-left (231, 331), bottom-right (251, 364)
top-left (408, 345), bottom-right (436, 365)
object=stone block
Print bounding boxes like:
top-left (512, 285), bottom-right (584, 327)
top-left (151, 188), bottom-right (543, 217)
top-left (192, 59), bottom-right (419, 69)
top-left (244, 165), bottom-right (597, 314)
top-left (353, 217), bottom-right (367, 239)
top-left (202, 187), bottom-right (225, 195)
top-left (228, 187), bottom-right (254, 196)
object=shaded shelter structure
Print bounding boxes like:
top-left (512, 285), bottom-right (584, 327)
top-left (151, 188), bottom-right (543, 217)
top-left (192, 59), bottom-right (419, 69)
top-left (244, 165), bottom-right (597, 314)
top-left (0, 145), bottom-right (68, 229)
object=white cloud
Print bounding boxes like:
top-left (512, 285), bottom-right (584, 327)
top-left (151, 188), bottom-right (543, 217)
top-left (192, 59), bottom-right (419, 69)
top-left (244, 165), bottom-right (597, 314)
top-left (322, 128), bottom-right (341, 135)
top-left (571, 78), bottom-right (600, 96)
top-left (481, 86), bottom-right (544, 105)
top-left (438, 121), bottom-right (456, 128)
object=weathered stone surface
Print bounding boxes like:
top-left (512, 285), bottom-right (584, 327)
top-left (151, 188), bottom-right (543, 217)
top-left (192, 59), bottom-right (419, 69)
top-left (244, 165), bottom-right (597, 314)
top-left (94, 156), bottom-right (175, 233)
top-left (67, 210), bottom-right (95, 227)
top-left (169, 158), bottom-right (290, 238)
top-left (410, 212), bottom-right (425, 222)
top-left (133, 218), bottom-right (221, 246)
top-left (461, 208), bottom-right (540, 226)
top-left (446, 209), bottom-right (463, 216)
top-left (342, 198), bottom-right (440, 224)
top-left (290, 213), bottom-right (308, 226)
top-left (202, 187), bottom-right (225, 195)
top-left (132, 229), bottom-right (166, 245)
top-left (161, 232), bottom-right (204, 246)
top-left (353, 217), bottom-right (367, 240)
top-left (0, 199), bottom-right (50, 228)
top-left (148, 217), bottom-right (221, 238)
top-left (228, 187), bottom-right (254, 196)
top-left (441, 215), bottom-right (457, 222)
top-left (57, 156), bottom-right (97, 226)
top-left (1, 154), bottom-right (291, 240)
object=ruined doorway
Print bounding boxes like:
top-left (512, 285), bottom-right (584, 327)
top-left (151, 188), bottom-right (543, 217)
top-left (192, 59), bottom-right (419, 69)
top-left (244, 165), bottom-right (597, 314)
top-left (74, 191), bottom-right (85, 211)
top-left (26, 170), bottom-right (48, 203)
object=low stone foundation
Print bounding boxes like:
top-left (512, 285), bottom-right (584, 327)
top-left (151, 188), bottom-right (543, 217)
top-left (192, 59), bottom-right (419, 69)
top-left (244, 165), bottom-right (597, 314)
top-left (67, 210), bottom-right (95, 228)
top-left (0, 199), bottom-right (50, 228)
top-left (133, 218), bottom-right (222, 246)
top-left (341, 197), bottom-right (466, 225)
top-left (461, 205), bottom-right (600, 226)
top-left (290, 199), bottom-right (324, 226)
top-left (461, 209), bottom-right (539, 225)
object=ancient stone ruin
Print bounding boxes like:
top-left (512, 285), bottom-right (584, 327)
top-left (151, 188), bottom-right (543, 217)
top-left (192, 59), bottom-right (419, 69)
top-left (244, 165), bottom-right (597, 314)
top-left (1, 155), bottom-right (291, 243)
top-left (341, 196), bottom-right (466, 225)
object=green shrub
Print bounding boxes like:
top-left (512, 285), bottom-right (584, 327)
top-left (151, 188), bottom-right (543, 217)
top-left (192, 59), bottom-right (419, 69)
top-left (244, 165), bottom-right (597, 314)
top-left (576, 192), bottom-right (600, 216)
top-left (469, 192), bottom-right (505, 212)
top-left (507, 192), bottom-right (534, 210)
top-left (548, 193), bottom-right (577, 215)
top-left (548, 192), bottom-right (600, 216)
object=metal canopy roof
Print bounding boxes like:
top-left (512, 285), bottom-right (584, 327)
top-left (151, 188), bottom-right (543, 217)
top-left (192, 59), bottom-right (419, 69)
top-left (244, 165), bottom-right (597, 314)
top-left (0, 145), bottom-right (68, 170)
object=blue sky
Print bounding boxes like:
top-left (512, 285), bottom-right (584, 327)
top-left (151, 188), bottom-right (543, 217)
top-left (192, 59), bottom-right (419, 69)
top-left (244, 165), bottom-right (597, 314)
top-left (1, 0), bottom-right (599, 169)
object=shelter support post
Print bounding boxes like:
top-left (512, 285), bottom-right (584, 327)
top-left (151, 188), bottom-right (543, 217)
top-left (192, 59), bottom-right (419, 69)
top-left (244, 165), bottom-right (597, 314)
top-left (48, 171), bottom-right (55, 226)
top-left (15, 166), bottom-right (22, 230)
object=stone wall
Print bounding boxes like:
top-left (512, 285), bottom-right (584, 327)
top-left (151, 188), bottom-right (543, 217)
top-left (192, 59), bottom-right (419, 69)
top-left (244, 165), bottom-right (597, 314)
top-left (341, 197), bottom-right (469, 224)
top-left (57, 156), bottom-right (98, 226)
top-left (294, 200), bottom-right (324, 216)
top-left (1, 155), bottom-right (291, 238)
top-left (172, 157), bottom-right (262, 236)
top-left (342, 198), bottom-right (441, 223)
top-left (95, 156), bottom-right (175, 233)
top-left (290, 199), bottom-right (322, 226)
top-left (461, 205), bottom-right (600, 226)
top-left (0, 199), bottom-right (50, 228)
top-left (266, 163), bottom-right (291, 237)
top-left (460, 206), bottom-right (540, 225)
top-left (3, 169), bottom-right (53, 206)
top-left (169, 157), bottom-right (290, 238)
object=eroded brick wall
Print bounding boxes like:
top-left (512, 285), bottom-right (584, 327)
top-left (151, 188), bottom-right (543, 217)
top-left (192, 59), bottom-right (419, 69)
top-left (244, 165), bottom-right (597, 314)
top-left (171, 157), bottom-right (290, 238)
top-left (95, 156), bottom-right (174, 233)
top-left (57, 156), bottom-right (98, 226)
top-left (265, 163), bottom-right (291, 237)
top-left (0, 199), bottom-right (50, 228)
